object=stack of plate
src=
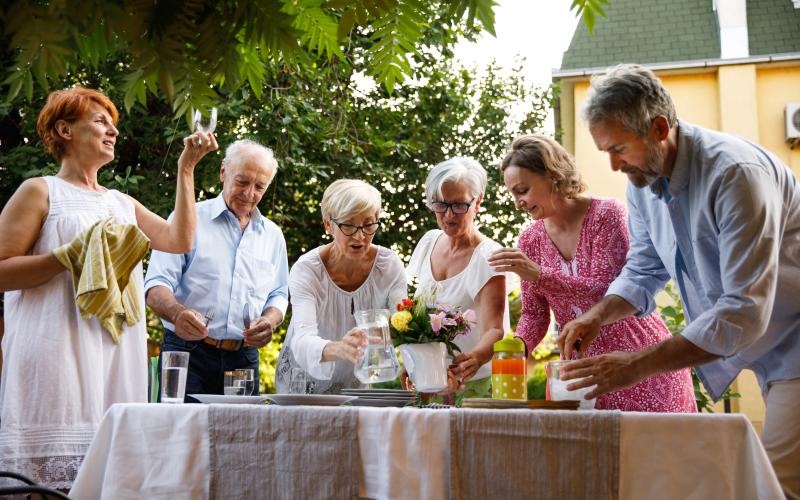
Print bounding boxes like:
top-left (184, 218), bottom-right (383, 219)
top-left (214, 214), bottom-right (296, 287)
top-left (340, 388), bottom-right (417, 407)
top-left (461, 398), bottom-right (580, 410)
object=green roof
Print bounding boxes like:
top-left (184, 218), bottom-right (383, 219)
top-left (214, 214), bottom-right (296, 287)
top-left (561, 0), bottom-right (720, 70)
top-left (748, 0), bottom-right (800, 55)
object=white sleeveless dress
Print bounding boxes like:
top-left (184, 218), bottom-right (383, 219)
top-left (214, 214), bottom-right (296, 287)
top-left (0, 176), bottom-right (147, 489)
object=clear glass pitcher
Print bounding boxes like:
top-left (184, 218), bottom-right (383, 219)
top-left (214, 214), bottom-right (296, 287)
top-left (353, 309), bottom-right (401, 384)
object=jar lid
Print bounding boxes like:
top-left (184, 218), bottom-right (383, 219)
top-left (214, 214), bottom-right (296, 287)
top-left (493, 336), bottom-right (525, 353)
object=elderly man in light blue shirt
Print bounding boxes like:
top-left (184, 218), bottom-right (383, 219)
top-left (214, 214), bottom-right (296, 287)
top-left (145, 139), bottom-right (289, 398)
top-left (558, 64), bottom-right (800, 498)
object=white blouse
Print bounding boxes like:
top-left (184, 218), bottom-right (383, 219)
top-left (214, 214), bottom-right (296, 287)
top-left (407, 229), bottom-right (510, 380)
top-left (275, 245), bottom-right (407, 393)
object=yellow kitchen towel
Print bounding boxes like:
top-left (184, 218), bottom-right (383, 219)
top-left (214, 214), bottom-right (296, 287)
top-left (53, 217), bottom-right (151, 343)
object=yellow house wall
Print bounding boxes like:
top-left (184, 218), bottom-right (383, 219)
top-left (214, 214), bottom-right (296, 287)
top-left (562, 63), bottom-right (800, 431)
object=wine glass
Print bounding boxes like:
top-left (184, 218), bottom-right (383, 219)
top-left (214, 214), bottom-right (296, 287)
top-left (192, 107), bottom-right (217, 145)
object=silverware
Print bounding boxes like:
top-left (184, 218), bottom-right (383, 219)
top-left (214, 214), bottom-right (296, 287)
top-left (204, 310), bottom-right (215, 327)
top-left (243, 303), bottom-right (252, 330)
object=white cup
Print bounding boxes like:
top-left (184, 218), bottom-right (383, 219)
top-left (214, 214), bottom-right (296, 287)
top-left (161, 351), bottom-right (190, 403)
top-left (546, 360), bottom-right (596, 410)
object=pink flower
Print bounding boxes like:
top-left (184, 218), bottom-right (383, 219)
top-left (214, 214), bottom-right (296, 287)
top-left (463, 309), bottom-right (476, 322)
top-left (429, 312), bottom-right (444, 332)
top-left (442, 317), bottom-right (457, 327)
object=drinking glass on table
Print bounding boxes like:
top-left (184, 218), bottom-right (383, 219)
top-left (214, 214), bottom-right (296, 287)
top-left (237, 368), bottom-right (255, 396)
top-left (224, 369), bottom-right (248, 396)
top-left (545, 360), bottom-right (596, 410)
top-left (288, 368), bottom-right (309, 395)
top-left (161, 351), bottom-right (190, 403)
top-left (192, 107), bottom-right (217, 145)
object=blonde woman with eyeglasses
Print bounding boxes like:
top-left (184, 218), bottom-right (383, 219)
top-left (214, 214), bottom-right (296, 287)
top-left (275, 179), bottom-right (406, 394)
top-left (406, 157), bottom-right (510, 400)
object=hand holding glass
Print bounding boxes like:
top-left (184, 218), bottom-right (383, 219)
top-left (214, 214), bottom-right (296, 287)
top-left (353, 309), bottom-right (401, 384)
top-left (546, 360), bottom-right (596, 409)
top-left (192, 107), bottom-right (217, 146)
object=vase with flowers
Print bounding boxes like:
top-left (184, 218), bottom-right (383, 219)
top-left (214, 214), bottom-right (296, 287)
top-left (389, 290), bottom-right (475, 392)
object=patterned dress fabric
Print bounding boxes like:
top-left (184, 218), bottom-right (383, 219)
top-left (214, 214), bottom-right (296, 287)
top-left (515, 198), bottom-right (696, 412)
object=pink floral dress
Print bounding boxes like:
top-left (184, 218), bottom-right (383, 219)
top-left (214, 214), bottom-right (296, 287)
top-left (515, 198), bottom-right (696, 412)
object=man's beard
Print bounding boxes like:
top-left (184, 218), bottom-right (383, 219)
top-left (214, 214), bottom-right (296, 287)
top-left (624, 140), bottom-right (664, 188)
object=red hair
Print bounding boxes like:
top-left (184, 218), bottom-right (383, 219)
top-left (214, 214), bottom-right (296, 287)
top-left (36, 87), bottom-right (119, 161)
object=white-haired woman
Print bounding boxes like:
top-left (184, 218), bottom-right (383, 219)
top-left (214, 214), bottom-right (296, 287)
top-left (275, 179), bottom-right (406, 394)
top-left (406, 157), bottom-right (510, 399)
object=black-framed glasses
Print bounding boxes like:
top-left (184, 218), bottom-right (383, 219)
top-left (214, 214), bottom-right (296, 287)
top-left (428, 198), bottom-right (475, 215)
top-left (329, 218), bottom-right (381, 236)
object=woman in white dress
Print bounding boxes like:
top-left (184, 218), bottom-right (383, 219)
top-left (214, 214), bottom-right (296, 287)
top-left (275, 179), bottom-right (406, 394)
top-left (406, 157), bottom-right (510, 399)
top-left (0, 87), bottom-right (216, 489)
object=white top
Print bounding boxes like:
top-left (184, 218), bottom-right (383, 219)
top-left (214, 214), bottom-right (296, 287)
top-left (407, 229), bottom-right (510, 380)
top-left (0, 176), bottom-right (147, 490)
top-left (275, 245), bottom-right (406, 394)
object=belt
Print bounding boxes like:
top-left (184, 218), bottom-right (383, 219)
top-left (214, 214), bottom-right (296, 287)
top-left (200, 337), bottom-right (244, 351)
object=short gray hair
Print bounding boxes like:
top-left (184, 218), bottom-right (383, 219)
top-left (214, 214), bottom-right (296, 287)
top-left (223, 139), bottom-right (278, 181)
top-left (320, 179), bottom-right (381, 222)
top-left (581, 64), bottom-right (677, 136)
top-left (425, 156), bottom-right (487, 204)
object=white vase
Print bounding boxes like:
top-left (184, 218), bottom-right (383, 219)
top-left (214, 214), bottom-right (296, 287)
top-left (399, 342), bottom-right (448, 393)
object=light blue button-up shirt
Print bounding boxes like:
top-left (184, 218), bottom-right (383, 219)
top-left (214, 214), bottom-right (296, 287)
top-left (144, 195), bottom-right (289, 340)
top-left (606, 120), bottom-right (800, 400)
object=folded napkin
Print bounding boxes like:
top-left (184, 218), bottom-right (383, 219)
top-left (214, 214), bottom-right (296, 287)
top-left (208, 405), bottom-right (360, 500)
top-left (53, 217), bottom-right (150, 343)
top-left (450, 409), bottom-right (620, 500)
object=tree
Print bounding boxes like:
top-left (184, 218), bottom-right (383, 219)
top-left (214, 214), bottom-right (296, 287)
top-left (0, 0), bottom-right (604, 115)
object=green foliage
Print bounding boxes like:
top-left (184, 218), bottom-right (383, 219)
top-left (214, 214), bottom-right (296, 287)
top-left (570, 0), bottom-right (609, 32)
top-left (0, 1), bottom-right (608, 112)
top-left (659, 283), bottom-right (740, 412)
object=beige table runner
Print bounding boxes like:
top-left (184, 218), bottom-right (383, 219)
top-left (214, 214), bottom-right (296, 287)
top-left (208, 405), bottom-right (360, 500)
top-left (450, 409), bottom-right (620, 500)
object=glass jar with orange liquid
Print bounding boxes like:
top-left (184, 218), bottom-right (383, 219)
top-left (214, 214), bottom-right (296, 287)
top-left (491, 336), bottom-right (527, 400)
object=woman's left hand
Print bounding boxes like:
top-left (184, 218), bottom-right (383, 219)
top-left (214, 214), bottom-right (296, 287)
top-left (488, 247), bottom-right (541, 282)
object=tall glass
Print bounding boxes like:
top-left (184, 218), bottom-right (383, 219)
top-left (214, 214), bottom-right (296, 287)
top-left (353, 309), bottom-right (401, 385)
top-left (161, 351), bottom-right (190, 403)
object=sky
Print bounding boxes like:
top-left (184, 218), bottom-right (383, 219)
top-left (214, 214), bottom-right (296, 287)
top-left (453, 0), bottom-right (581, 131)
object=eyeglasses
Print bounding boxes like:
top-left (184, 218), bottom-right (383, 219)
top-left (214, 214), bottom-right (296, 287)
top-left (329, 218), bottom-right (381, 236)
top-left (428, 198), bottom-right (475, 215)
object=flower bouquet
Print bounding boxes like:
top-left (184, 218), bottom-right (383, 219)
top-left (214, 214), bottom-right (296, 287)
top-left (389, 289), bottom-right (475, 392)
top-left (389, 291), bottom-right (475, 357)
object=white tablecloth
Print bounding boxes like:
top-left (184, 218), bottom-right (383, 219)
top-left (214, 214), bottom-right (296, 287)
top-left (70, 404), bottom-right (783, 500)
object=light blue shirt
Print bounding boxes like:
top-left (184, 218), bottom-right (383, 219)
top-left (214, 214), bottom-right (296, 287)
top-left (144, 195), bottom-right (289, 340)
top-left (607, 120), bottom-right (800, 400)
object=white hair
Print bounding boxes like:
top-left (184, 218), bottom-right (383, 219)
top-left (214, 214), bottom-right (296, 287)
top-left (320, 179), bottom-right (382, 222)
top-left (223, 139), bottom-right (278, 181)
top-left (425, 156), bottom-right (487, 204)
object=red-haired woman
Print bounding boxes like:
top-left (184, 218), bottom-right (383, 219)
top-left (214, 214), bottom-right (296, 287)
top-left (0, 87), bottom-right (217, 489)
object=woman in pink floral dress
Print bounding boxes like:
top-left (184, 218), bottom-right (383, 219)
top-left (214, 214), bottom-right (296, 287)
top-left (489, 134), bottom-right (695, 412)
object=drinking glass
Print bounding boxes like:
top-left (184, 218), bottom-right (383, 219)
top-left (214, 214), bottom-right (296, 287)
top-left (353, 309), bottom-right (401, 385)
top-left (288, 368), bottom-right (308, 395)
top-left (161, 351), bottom-right (190, 403)
top-left (237, 368), bottom-right (255, 396)
top-left (192, 107), bottom-right (217, 145)
top-left (224, 369), bottom-right (248, 396)
top-left (545, 360), bottom-right (596, 410)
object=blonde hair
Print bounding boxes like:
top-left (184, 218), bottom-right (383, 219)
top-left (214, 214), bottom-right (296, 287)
top-left (500, 134), bottom-right (587, 199)
top-left (320, 179), bottom-right (382, 222)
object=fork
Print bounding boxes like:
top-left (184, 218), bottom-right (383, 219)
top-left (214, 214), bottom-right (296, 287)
top-left (204, 310), bottom-right (215, 327)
